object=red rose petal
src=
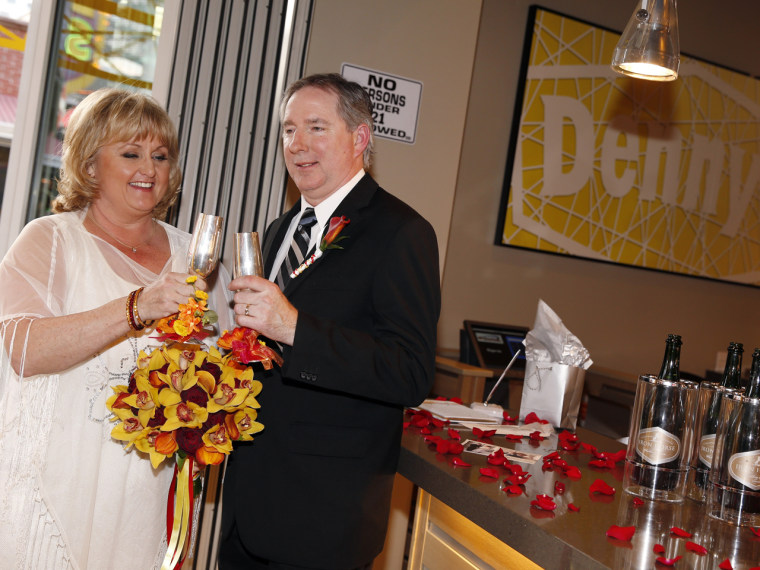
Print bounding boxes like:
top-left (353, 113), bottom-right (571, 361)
top-left (503, 412), bottom-right (517, 424)
top-left (670, 526), bottom-right (692, 538)
top-left (524, 412), bottom-right (549, 424)
top-left (503, 485), bottom-right (523, 495)
top-left (450, 457), bottom-right (471, 467)
top-left (507, 473), bottom-right (531, 485)
top-left (751, 527), bottom-right (760, 537)
top-left (430, 417), bottom-right (446, 429)
top-left (447, 428), bottom-right (461, 440)
top-left (633, 497), bottom-right (644, 507)
top-left (565, 466), bottom-right (582, 480)
top-left (505, 434), bottom-right (524, 441)
top-left (473, 427), bottom-right (497, 439)
top-left (420, 427), bottom-right (432, 435)
top-left (544, 451), bottom-right (561, 461)
top-left (554, 481), bottom-right (566, 495)
top-left (504, 463), bottom-right (525, 475)
top-left (487, 454), bottom-right (506, 466)
top-left (448, 442), bottom-right (464, 455)
top-left (450, 397), bottom-right (463, 405)
top-left (529, 431), bottom-right (545, 441)
top-left (653, 544), bottom-right (665, 554)
top-left (606, 525), bottom-right (636, 541)
top-left (655, 556), bottom-right (683, 566)
top-left (435, 440), bottom-right (451, 454)
top-left (580, 442), bottom-right (597, 454)
top-left (589, 458), bottom-right (613, 469)
top-left (531, 494), bottom-right (557, 510)
top-left (719, 560), bottom-right (733, 570)
top-left (403, 421), bottom-right (411, 429)
top-left (590, 479), bottom-right (616, 495)
top-left (568, 503), bottom-right (580, 512)
top-left (608, 449), bottom-right (626, 463)
top-left (559, 431), bottom-right (578, 442)
top-left (685, 541), bottom-right (708, 555)
top-left (412, 415), bottom-right (430, 428)
top-left (560, 440), bottom-right (581, 451)
top-left (479, 467), bottom-right (500, 478)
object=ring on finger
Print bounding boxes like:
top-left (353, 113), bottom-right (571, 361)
top-left (244, 304), bottom-right (250, 316)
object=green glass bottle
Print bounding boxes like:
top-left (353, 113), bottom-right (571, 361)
top-left (695, 342), bottom-right (744, 490)
top-left (745, 348), bottom-right (760, 399)
top-left (633, 334), bottom-right (684, 491)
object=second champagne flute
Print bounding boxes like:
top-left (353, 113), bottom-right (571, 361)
top-left (233, 232), bottom-right (264, 278)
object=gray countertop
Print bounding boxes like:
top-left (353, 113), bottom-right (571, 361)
top-left (397, 421), bottom-right (760, 569)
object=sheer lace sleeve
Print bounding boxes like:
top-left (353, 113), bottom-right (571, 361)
top-left (0, 216), bottom-right (67, 319)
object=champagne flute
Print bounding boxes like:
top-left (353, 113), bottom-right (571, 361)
top-left (233, 232), bottom-right (264, 278)
top-left (187, 213), bottom-right (223, 277)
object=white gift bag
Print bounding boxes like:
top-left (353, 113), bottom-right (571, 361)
top-left (519, 359), bottom-right (586, 430)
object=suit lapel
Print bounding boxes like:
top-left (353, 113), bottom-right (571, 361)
top-left (282, 174), bottom-right (379, 297)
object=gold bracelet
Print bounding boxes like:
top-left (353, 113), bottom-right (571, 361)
top-left (131, 287), bottom-right (153, 329)
top-left (126, 290), bottom-right (141, 331)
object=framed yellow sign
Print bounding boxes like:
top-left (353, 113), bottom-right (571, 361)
top-left (497, 6), bottom-right (760, 286)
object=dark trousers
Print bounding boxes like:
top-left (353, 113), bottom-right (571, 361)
top-left (218, 520), bottom-right (373, 570)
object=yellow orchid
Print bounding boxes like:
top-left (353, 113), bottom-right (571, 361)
top-left (135, 429), bottom-right (179, 468)
top-left (106, 385), bottom-right (134, 421)
top-left (123, 372), bottom-right (161, 426)
top-left (206, 378), bottom-right (248, 413)
top-left (161, 401), bottom-right (208, 431)
top-left (225, 409), bottom-right (264, 441)
top-left (111, 415), bottom-right (148, 448)
top-left (236, 379), bottom-right (263, 410)
top-left (157, 360), bottom-right (199, 394)
top-left (202, 424), bottom-right (234, 455)
top-left (164, 345), bottom-right (207, 370)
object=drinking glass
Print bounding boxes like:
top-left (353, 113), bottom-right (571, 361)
top-left (233, 232), bottom-right (264, 278)
top-left (187, 213), bottom-right (223, 277)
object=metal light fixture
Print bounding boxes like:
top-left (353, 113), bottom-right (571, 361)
top-left (611, 0), bottom-right (680, 81)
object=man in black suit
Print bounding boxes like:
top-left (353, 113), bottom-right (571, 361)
top-left (219, 73), bottom-right (440, 569)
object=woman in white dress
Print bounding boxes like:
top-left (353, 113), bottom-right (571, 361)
top-left (0, 88), bottom-right (231, 569)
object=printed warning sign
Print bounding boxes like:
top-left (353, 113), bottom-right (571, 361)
top-left (341, 63), bottom-right (422, 145)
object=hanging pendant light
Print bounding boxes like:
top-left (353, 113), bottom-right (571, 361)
top-left (611, 0), bottom-right (680, 81)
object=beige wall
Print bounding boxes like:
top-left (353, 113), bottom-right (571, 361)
top-left (306, 0), bottom-right (760, 378)
top-left (304, 0), bottom-right (483, 271)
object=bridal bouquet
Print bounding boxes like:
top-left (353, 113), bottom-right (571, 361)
top-left (107, 279), bottom-right (282, 569)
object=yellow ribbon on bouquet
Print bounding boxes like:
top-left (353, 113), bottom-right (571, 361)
top-left (162, 457), bottom-right (194, 570)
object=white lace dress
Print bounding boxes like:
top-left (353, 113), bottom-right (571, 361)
top-left (0, 210), bottom-right (232, 569)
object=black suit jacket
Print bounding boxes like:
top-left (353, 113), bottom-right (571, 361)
top-left (221, 174), bottom-right (440, 568)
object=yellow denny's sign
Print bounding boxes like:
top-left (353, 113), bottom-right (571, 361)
top-left (499, 7), bottom-right (760, 286)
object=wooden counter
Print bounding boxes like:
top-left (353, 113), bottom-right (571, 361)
top-left (396, 422), bottom-right (760, 569)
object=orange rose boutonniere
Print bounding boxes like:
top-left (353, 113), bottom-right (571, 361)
top-left (290, 215), bottom-right (350, 279)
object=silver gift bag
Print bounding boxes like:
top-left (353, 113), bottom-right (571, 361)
top-left (519, 360), bottom-right (586, 429)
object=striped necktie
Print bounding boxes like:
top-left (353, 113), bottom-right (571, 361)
top-left (275, 207), bottom-right (317, 289)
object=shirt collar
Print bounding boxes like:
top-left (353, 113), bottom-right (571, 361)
top-left (300, 169), bottom-right (364, 231)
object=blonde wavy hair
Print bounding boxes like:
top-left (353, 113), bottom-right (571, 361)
top-left (53, 88), bottom-right (182, 219)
